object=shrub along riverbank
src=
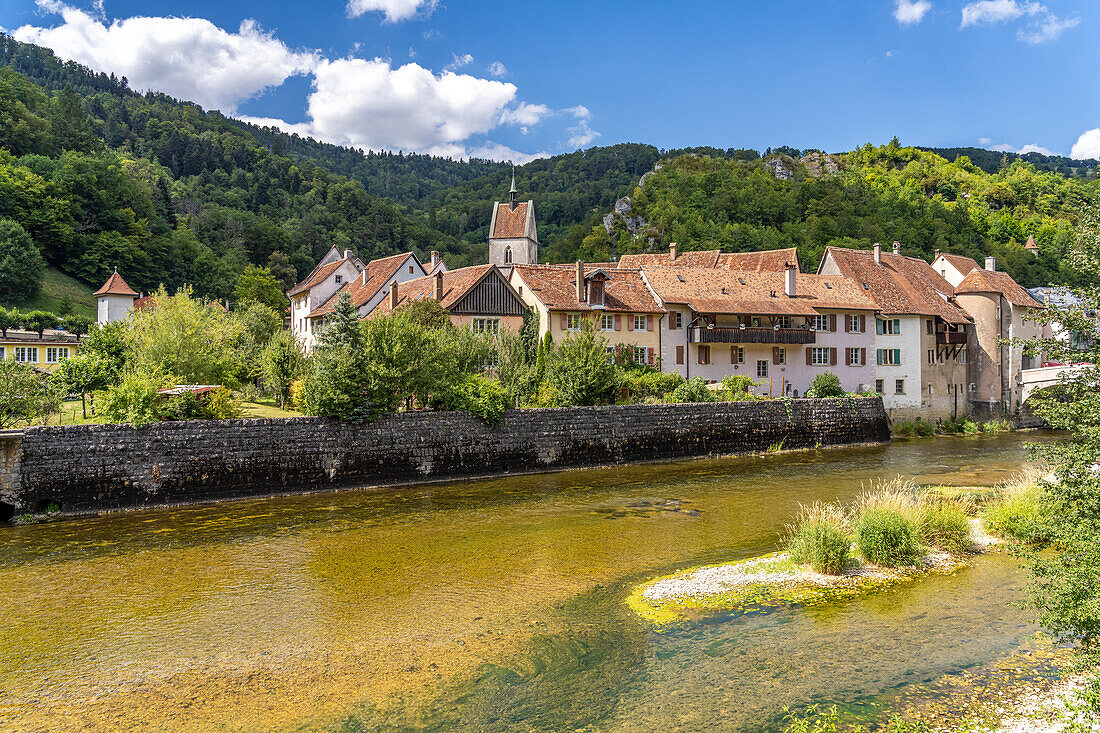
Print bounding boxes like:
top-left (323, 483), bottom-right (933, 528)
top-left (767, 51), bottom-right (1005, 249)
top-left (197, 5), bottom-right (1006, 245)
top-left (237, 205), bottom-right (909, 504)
top-left (628, 471), bottom-right (1049, 625)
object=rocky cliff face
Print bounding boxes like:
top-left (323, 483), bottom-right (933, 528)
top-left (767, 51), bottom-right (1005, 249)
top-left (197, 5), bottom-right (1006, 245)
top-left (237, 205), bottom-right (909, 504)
top-left (602, 167), bottom-right (658, 238)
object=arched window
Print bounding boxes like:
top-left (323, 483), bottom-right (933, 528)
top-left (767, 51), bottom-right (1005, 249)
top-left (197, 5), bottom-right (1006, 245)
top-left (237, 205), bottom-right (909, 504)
top-left (504, 246), bottom-right (512, 264)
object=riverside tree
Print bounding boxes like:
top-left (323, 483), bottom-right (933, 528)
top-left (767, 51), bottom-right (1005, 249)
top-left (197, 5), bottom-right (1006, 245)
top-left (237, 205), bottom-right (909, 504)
top-left (125, 285), bottom-right (244, 386)
top-left (1026, 208), bottom-right (1100, 719)
top-left (262, 330), bottom-right (303, 409)
top-left (546, 321), bottom-right (618, 406)
top-left (54, 351), bottom-right (118, 418)
top-left (0, 360), bottom-right (60, 428)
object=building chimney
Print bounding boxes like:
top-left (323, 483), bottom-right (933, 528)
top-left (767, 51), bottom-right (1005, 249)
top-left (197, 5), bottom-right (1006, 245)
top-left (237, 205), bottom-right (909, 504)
top-left (430, 250), bottom-right (440, 270)
top-left (434, 270), bottom-right (444, 300)
top-left (784, 262), bottom-right (796, 298)
top-left (343, 249), bottom-right (352, 261)
top-left (873, 242), bottom-right (882, 265)
top-left (934, 249), bottom-right (942, 259)
top-left (892, 241), bottom-right (901, 255)
top-left (1043, 288), bottom-right (1052, 305)
top-left (669, 242), bottom-right (678, 261)
top-left (389, 282), bottom-right (398, 310)
top-left (575, 261), bottom-right (585, 302)
top-left (985, 256), bottom-right (996, 272)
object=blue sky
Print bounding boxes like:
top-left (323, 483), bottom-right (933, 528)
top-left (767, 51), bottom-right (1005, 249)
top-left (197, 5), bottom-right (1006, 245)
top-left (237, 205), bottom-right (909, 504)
top-left (2, 0), bottom-right (1097, 161)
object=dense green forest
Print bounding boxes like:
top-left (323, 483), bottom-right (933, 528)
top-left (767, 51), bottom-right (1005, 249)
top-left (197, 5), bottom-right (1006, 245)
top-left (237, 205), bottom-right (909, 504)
top-left (576, 140), bottom-right (1096, 288)
top-left (923, 146), bottom-right (1097, 178)
top-left (0, 32), bottom-right (1093, 310)
top-left (0, 34), bottom-right (473, 303)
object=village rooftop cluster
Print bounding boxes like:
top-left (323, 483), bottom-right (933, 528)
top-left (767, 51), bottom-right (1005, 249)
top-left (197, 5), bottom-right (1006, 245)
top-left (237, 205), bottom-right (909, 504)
top-left (78, 179), bottom-right (1049, 422)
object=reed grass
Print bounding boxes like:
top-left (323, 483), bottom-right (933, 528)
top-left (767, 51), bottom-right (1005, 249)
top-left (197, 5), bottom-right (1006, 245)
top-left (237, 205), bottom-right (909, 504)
top-left (785, 502), bottom-right (852, 575)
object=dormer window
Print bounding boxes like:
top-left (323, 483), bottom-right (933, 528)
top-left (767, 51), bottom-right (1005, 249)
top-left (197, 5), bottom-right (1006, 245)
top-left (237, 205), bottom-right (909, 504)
top-left (589, 278), bottom-right (604, 306)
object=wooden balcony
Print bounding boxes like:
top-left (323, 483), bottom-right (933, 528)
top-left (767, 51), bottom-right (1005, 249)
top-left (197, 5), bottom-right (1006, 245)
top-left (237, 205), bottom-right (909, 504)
top-left (689, 327), bottom-right (817, 345)
top-left (936, 331), bottom-right (968, 345)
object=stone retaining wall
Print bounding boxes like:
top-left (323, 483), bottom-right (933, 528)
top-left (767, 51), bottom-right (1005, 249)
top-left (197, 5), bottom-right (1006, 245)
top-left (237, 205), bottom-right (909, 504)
top-left (2, 399), bottom-right (889, 515)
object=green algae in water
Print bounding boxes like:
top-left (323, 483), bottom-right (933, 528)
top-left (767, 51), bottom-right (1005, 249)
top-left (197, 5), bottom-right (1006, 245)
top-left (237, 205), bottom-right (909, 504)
top-left (329, 584), bottom-right (650, 732)
top-left (0, 431), bottom-right (1059, 732)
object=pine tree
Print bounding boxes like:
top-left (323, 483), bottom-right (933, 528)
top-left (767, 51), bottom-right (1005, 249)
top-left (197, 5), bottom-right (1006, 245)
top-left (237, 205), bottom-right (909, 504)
top-left (318, 292), bottom-right (361, 350)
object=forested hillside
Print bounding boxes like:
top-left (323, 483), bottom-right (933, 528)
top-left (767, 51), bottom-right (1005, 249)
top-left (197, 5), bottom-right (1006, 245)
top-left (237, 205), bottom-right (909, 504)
top-left (581, 141), bottom-right (1096, 288)
top-left (0, 32), bottom-right (1093, 310)
top-left (0, 35), bottom-right (469, 304)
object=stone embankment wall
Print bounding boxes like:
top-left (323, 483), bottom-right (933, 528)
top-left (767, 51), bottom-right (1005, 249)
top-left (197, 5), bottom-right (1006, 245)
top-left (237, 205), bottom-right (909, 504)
top-left (2, 399), bottom-right (889, 515)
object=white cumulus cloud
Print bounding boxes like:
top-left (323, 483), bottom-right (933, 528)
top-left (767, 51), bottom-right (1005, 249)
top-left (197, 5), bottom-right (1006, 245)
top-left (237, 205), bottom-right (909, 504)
top-left (19, 2), bottom-right (577, 160)
top-left (499, 102), bottom-right (551, 132)
top-left (983, 140), bottom-right (1058, 156)
top-left (565, 105), bottom-right (591, 120)
top-left (276, 57), bottom-right (518, 153)
top-left (894, 0), bottom-right (931, 25)
top-left (961, 0), bottom-right (1043, 26)
top-left (1071, 130), bottom-right (1100, 160)
top-left (467, 141), bottom-right (550, 164)
top-left (567, 119), bottom-right (600, 149)
top-left (487, 61), bottom-right (507, 77)
top-left (13, 2), bottom-right (315, 112)
top-left (345, 0), bottom-right (437, 22)
top-left (1017, 13), bottom-right (1079, 43)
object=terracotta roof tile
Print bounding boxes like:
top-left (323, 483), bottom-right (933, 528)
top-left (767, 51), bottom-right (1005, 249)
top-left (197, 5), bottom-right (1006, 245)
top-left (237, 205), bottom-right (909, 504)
top-left (641, 267), bottom-right (876, 315)
top-left (288, 259), bottom-right (346, 297)
top-left (306, 252), bottom-right (419, 317)
top-left (369, 265), bottom-right (503, 317)
top-left (617, 247), bottom-right (799, 273)
top-left (1025, 235), bottom-right (1039, 251)
top-left (955, 269), bottom-right (1044, 308)
top-left (512, 264), bottom-right (664, 314)
top-left (93, 270), bottom-right (138, 297)
top-left (821, 247), bottom-right (972, 325)
top-left (617, 250), bottom-right (721, 268)
top-left (715, 248), bottom-right (801, 273)
top-left (939, 253), bottom-right (980, 276)
top-left (491, 202), bottom-right (531, 239)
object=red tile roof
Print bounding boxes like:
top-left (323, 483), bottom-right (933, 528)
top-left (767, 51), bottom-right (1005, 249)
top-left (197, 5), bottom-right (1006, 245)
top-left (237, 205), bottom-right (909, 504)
top-left (1025, 235), bottom-right (1039, 251)
top-left (955, 269), bottom-right (1044, 308)
top-left (491, 202), bottom-right (531, 239)
top-left (822, 247), bottom-right (972, 325)
top-left (93, 270), bottom-right (138, 297)
top-left (715, 248), bottom-right (801, 273)
top-left (617, 247), bottom-right (799, 273)
top-left (939, 253), bottom-right (980, 276)
top-left (307, 252), bottom-right (419, 318)
top-left (641, 267), bottom-right (876, 315)
top-left (288, 259), bottom-right (347, 297)
top-left (512, 264), bottom-right (664, 313)
top-left (369, 265), bottom-right (506, 317)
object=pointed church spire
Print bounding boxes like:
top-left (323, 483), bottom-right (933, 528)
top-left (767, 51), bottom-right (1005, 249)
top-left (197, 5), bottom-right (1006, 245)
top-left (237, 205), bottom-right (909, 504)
top-left (509, 166), bottom-right (517, 209)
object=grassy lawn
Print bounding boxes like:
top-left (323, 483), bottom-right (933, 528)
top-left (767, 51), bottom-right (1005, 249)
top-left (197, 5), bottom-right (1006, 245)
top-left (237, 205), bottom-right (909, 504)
top-left (240, 399), bottom-right (302, 419)
top-left (24, 398), bottom-right (302, 427)
top-left (2, 268), bottom-right (96, 318)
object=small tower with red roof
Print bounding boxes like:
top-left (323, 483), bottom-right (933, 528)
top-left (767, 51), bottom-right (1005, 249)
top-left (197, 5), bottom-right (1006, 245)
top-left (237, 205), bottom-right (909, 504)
top-left (1025, 235), bottom-right (1039, 258)
top-left (94, 267), bottom-right (139, 324)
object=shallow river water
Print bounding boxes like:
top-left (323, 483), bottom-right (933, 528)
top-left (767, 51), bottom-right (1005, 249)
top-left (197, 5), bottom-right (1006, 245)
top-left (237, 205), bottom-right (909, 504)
top-left (0, 433), bottom-right (1055, 732)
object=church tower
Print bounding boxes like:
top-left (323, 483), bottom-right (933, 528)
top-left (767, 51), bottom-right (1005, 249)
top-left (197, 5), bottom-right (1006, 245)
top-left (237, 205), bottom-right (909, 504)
top-left (488, 169), bottom-right (537, 271)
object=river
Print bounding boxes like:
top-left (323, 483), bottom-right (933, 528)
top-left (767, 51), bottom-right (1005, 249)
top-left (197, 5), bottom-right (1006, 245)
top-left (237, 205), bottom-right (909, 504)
top-left (0, 432), bottom-right (1055, 732)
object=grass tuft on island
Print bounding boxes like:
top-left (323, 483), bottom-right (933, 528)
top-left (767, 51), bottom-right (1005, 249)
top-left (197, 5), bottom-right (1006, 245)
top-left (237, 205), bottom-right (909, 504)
top-left (629, 473), bottom-right (1047, 626)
